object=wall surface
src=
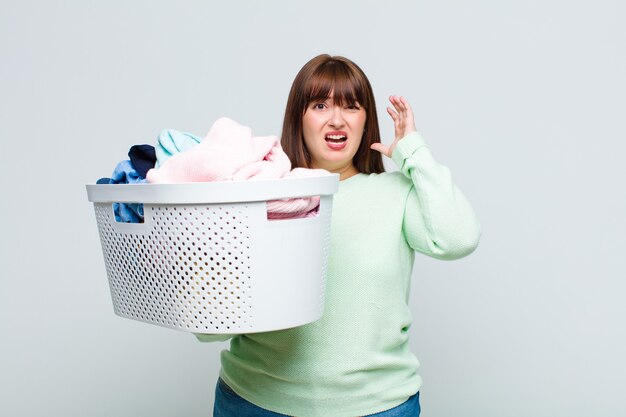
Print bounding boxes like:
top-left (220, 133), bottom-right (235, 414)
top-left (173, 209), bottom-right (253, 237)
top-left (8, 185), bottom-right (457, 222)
top-left (1, 1), bottom-right (624, 416)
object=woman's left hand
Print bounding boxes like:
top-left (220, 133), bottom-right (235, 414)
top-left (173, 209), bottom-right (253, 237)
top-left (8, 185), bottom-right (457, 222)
top-left (370, 95), bottom-right (417, 158)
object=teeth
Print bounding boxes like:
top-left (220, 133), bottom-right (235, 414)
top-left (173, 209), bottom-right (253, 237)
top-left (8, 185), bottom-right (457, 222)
top-left (326, 135), bottom-right (346, 140)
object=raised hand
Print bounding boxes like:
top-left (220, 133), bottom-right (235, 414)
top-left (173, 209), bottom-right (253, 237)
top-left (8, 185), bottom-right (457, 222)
top-left (370, 95), bottom-right (417, 158)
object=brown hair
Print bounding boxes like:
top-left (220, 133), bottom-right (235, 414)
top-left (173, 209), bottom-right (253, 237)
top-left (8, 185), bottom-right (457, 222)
top-left (280, 54), bottom-right (385, 174)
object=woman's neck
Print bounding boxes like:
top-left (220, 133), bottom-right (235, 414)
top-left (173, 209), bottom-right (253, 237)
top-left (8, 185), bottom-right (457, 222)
top-left (309, 161), bottom-right (359, 180)
top-left (330, 164), bottom-right (359, 181)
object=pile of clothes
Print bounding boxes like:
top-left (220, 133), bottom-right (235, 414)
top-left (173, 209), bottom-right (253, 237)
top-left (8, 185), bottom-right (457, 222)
top-left (97, 117), bottom-right (330, 223)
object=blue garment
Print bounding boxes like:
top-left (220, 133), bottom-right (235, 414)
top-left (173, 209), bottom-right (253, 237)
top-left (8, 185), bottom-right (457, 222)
top-left (98, 160), bottom-right (145, 223)
top-left (365, 393), bottom-right (420, 417)
top-left (111, 159), bottom-right (143, 184)
top-left (154, 129), bottom-right (202, 168)
top-left (128, 144), bottom-right (156, 178)
top-left (213, 378), bottom-right (420, 417)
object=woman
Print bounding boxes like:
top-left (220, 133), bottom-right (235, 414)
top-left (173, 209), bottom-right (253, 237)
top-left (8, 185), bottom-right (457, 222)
top-left (209, 54), bottom-right (481, 417)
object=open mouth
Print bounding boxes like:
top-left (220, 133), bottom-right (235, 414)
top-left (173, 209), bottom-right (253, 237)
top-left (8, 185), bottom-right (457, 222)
top-left (325, 134), bottom-right (347, 143)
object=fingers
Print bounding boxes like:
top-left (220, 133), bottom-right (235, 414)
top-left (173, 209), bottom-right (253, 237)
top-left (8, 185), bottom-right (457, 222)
top-left (399, 96), bottom-right (414, 120)
top-left (389, 96), bottom-right (402, 116)
top-left (370, 142), bottom-right (389, 157)
top-left (389, 95), bottom-right (417, 135)
top-left (389, 95), bottom-right (408, 119)
top-left (386, 106), bottom-right (398, 123)
top-left (388, 97), bottom-right (404, 133)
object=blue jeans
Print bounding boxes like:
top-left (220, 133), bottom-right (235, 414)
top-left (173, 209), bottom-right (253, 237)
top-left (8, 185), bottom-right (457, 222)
top-left (213, 378), bottom-right (420, 417)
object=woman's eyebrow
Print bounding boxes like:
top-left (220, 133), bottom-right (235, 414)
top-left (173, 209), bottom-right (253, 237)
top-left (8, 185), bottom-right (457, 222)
top-left (310, 97), bottom-right (331, 104)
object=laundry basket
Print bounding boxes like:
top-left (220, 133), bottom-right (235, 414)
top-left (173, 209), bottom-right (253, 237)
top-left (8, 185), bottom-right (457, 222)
top-left (86, 174), bottom-right (339, 334)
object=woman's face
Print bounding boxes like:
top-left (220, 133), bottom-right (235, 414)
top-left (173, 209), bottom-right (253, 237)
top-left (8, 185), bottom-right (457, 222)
top-left (302, 93), bottom-right (366, 178)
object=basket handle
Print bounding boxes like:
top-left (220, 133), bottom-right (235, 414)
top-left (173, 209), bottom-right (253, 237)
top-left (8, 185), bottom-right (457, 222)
top-left (265, 196), bottom-right (321, 221)
top-left (104, 202), bottom-right (155, 236)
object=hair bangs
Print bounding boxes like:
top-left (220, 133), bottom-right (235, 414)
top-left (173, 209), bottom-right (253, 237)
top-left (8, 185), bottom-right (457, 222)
top-left (304, 62), bottom-right (365, 109)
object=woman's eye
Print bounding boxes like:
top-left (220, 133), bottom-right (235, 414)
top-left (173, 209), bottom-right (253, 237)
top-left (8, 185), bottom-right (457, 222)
top-left (313, 103), bottom-right (326, 110)
top-left (346, 104), bottom-right (361, 110)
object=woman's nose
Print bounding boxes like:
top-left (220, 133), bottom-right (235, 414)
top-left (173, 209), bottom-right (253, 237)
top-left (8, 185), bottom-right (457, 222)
top-left (328, 107), bottom-right (346, 128)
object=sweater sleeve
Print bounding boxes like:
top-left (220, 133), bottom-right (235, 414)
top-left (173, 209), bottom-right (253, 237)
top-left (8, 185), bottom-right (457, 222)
top-left (391, 132), bottom-right (481, 260)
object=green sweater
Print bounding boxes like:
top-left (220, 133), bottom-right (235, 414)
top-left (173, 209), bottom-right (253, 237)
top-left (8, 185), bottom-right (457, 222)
top-left (197, 132), bottom-right (481, 417)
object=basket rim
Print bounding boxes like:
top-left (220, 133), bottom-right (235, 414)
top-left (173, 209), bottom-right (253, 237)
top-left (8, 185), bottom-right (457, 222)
top-left (86, 174), bottom-right (339, 204)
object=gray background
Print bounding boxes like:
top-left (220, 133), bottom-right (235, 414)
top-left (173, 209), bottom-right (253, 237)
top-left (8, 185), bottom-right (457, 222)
top-left (1, 1), bottom-right (624, 416)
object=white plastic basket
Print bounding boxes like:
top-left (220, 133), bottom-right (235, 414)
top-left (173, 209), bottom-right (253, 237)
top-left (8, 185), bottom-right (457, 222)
top-left (86, 174), bottom-right (338, 334)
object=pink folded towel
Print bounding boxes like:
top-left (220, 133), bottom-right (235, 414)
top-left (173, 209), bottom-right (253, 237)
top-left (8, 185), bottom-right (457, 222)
top-left (146, 117), bottom-right (291, 183)
top-left (146, 117), bottom-right (331, 220)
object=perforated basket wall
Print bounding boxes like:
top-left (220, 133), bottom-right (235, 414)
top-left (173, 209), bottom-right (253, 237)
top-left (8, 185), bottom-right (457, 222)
top-left (91, 188), bottom-right (334, 334)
